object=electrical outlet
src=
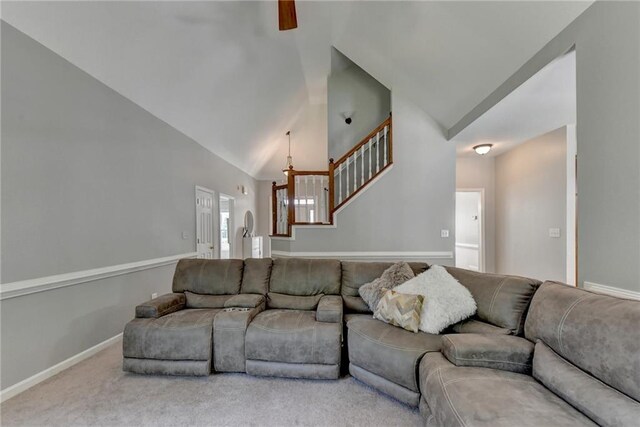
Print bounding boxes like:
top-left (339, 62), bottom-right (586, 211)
top-left (182, 231), bottom-right (188, 240)
top-left (151, 293), bottom-right (158, 299)
top-left (549, 228), bottom-right (561, 238)
top-left (441, 229), bottom-right (450, 238)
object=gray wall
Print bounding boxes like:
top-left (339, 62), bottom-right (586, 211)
top-left (495, 128), bottom-right (567, 281)
top-left (456, 156), bottom-right (496, 273)
top-left (272, 89), bottom-right (456, 261)
top-left (0, 22), bottom-right (257, 389)
top-left (328, 53), bottom-right (391, 160)
top-left (449, 2), bottom-right (640, 293)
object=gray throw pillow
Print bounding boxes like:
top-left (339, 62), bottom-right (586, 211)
top-left (358, 262), bottom-right (415, 311)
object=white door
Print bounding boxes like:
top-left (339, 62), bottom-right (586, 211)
top-left (455, 190), bottom-right (484, 272)
top-left (219, 195), bottom-right (234, 259)
top-left (196, 187), bottom-right (215, 259)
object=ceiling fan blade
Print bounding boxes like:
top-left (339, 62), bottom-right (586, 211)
top-left (278, 0), bottom-right (298, 31)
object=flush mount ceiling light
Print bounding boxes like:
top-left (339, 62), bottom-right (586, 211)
top-left (473, 144), bottom-right (493, 155)
top-left (283, 131), bottom-right (294, 176)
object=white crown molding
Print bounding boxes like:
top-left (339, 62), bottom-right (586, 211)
top-left (271, 250), bottom-right (453, 261)
top-left (583, 281), bottom-right (640, 301)
top-left (0, 333), bottom-right (123, 403)
top-left (0, 252), bottom-right (197, 300)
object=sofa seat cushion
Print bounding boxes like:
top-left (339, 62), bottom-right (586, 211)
top-left (347, 316), bottom-right (441, 392)
top-left (123, 309), bottom-right (219, 361)
top-left (419, 352), bottom-right (597, 427)
top-left (245, 310), bottom-right (341, 365)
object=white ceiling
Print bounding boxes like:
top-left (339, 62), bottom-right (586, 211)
top-left (1, 1), bottom-right (592, 179)
top-left (453, 50), bottom-right (576, 157)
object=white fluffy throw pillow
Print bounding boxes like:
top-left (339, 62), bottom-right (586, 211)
top-left (394, 265), bottom-right (476, 334)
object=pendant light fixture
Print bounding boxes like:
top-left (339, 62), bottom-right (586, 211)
top-left (283, 131), bottom-right (294, 176)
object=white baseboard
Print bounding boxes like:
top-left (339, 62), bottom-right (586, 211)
top-left (583, 281), bottom-right (640, 301)
top-left (0, 333), bottom-right (123, 403)
top-left (271, 250), bottom-right (453, 261)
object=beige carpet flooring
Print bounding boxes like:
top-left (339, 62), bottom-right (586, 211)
top-left (1, 340), bottom-right (422, 426)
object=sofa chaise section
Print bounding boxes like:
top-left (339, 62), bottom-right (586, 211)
top-left (245, 258), bottom-right (343, 380)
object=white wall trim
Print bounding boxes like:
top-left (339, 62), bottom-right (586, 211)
top-left (455, 243), bottom-right (479, 249)
top-left (0, 252), bottom-right (197, 300)
top-left (583, 281), bottom-right (640, 301)
top-left (0, 333), bottom-right (123, 403)
top-left (271, 250), bottom-right (453, 261)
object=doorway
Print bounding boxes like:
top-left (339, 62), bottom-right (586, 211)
top-left (195, 186), bottom-right (215, 259)
top-left (219, 194), bottom-right (234, 259)
top-left (455, 190), bottom-right (484, 272)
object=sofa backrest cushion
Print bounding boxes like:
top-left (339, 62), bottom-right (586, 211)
top-left (172, 259), bottom-right (244, 295)
top-left (184, 291), bottom-right (232, 308)
top-left (269, 258), bottom-right (341, 296)
top-left (533, 341), bottom-right (640, 425)
top-left (341, 261), bottom-right (429, 313)
top-left (525, 281), bottom-right (640, 402)
top-left (445, 267), bottom-right (540, 335)
top-left (267, 293), bottom-right (324, 310)
top-left (241, 258), bottom-right (272, 295)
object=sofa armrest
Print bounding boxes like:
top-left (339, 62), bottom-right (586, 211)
top-left (135, 293), bottom-right (185, 318)
top-left (316, 295), bottom-right (343, 323)
top-left (442, 333), bottom-right (534, 374)
top-left (224, 294), bottom-right (266, 309)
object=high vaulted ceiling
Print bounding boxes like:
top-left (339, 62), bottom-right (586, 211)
top-left (1, 1), bottom-right (592, 179)
top-left (453, 50), bottom-right (576, 157)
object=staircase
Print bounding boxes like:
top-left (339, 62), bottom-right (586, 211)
top-left (272, 116), bottom-right (392, 237)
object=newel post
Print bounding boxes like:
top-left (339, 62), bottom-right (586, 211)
top-left (328, 158), bottom-right (335, 224)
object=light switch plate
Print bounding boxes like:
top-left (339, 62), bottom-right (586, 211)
top-left (549, 228), bottom-right (561, 238)
top-left (182, 231), bottom-right (188, 240)
top-left (441, 229), bottom-right (450, 238)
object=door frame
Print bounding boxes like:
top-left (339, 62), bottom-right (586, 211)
top-left (218, 193), bottom-right (235, 259)
top-left (455, 188), bottom-right (486, 273)
top-left (195, 186), bottom-right (217, 258)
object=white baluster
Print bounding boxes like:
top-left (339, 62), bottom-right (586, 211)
top-left (312, 175), bottom-right (317, 222)
top-left (368, 138), bottom-right (372, 180)
top-left (361, 145), bottom-right (365, 186)
top-left (338, 164), bottom-right (343, 204)
top-left (376, 132), bottom-right (380, 173)
top-left (383, 126), bottom-right (388, 167)
top-left (346, 158), bottom-right (350, 198)
top-left (351, 154), bottom-right (356, 193)
top-left (303, 175), bottom-right (308, 222)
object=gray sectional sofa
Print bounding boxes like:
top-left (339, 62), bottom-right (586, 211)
top-left (123, 258), bottom-right (640, 426)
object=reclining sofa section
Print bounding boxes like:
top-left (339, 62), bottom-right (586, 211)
top-left (123, 258), bottom-right (271, 375)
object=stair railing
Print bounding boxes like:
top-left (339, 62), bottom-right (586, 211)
top-left (271, 115), bottom-right (392, 236)
top-left (330, 116), bottom-right (392, 216)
